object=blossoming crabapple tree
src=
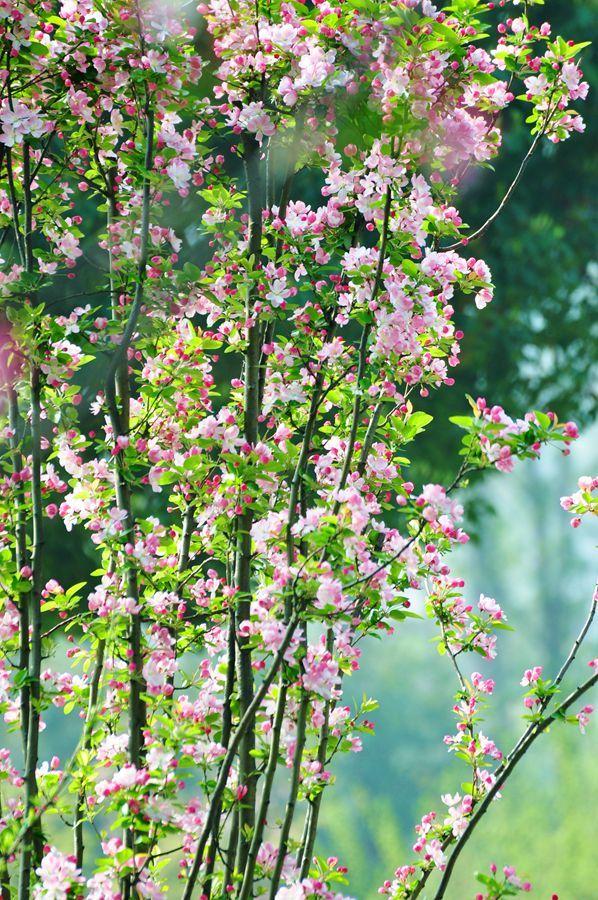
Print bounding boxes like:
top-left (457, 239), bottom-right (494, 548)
top-left (0, 0), bottom-right (595, 896)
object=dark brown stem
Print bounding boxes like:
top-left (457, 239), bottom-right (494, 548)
top-left (552, 594), bottom-right (597, 690)
top-left (8, 389), bottom-right (30, 756)
top-left (257, 100), bottom-right (305, 409)
top-left (17, 139), bottom-right (43, 900)
top-left (445, 100), bottom-right (559, 251)
top-left (410, 594), bottom-right (596, 900)
top-left (241, 132), bottom-right (264, 450)
top-left (104, 97), bottom-right (154, 900)
top-left (234, 131), bottom-right (265, 874)
top-left (18, 367), bottom-right (43, 900)
top-left (248, 313), bottom-right (341, 890)
top-left (333, 183), bottom-right (392, 514)
top-left (237, 682), bottom-right (288, 899)
top-left (5, 148), bottom-right (24, 265)
top-left (294, 187), bottom-right (394, 879)
top-left (181, 615), bottom-right (299, 900)
top-left (269, 683), bottom-right (309, 897)
top-left (223, 811), bottom-right (239, 896)
top-left (74, 639), bottom-right (106, 870)
top-left (297, 628), bottom-right (334, 878)
top-left (506, 591), bottom-right (597, 764)
top-left (22, 144), bottom-right (33, 272)
top-left (202, 606), bottom-right (237, 900)
top-left (167, 504), bottom-right (194, 694)
top-left (433, 671), bottom-right (598, 898)
top-left (233, 514), bottom-right (256, 875)
top-left (357, 401), bottom-right (383, 477)
top-left (105, 104), bottom-right (154, 434)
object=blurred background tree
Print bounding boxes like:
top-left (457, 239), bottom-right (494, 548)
top-left (418, 0), bottom-right (597, 481)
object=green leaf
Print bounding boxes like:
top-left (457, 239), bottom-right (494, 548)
top-left (401, 259), bottom-right (420, 279)
top-left (561, 40), bottom-right (591, 58)
top-left (406, 411), bottom-right (433, 431)
top-left (449, 415), bottom-right (472, 429)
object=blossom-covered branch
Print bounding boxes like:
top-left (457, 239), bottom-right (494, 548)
top-left (0, 0), bottom-right (593, 896)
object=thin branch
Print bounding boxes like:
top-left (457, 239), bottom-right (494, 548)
top-left (433, 671), bottom-right (598, 898)
top-left (234, 128), bottom-right (266, 874)
top-left (74, 639), bottom-right (106, 869)
top-left (181, 615), bottom-right (300, 900)
top-left (497, 588), bottom-right (597, 775)
top-left (269, 684), bottom-right (309, 897)
top-left (445, 101), bottom-right (558, 251)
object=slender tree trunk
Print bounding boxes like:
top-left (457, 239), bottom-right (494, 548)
top-left (202, 606), bottom-right (236, 900)
top-left (234, 132), bottom-right (264, 874)
top-left (16, 141), bottom-right (44, 900)
top-left (269, 685), bottom-right (309, 897)
top-left (181, 617), bottom-right (298, 900)
top-left (237, 682), bottom-right (287, 899)
top-left (104, 103), bottom-right (154, 900)
top-left (74, 639), bottom-right (106, 870)
top-left (18, 366), bottom-right (43, 900)
top-left (8, 389), bottom-right (30, 757)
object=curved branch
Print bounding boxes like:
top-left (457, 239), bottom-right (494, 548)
top-left (446, 133), bottom-right (542, 251)
top-left (498, 589), bottom-right (596, 774)
top-left (445, 100), bottom-right (559, 252)
top-left (433, 671), bottom-right (598, 898)
top-left (104, 105), bottom-right (155, 437)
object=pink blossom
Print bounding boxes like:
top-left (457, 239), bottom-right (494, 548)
top-left (520, 666), bottom-right (543, 687)
top-left (166, 159), bottom-right (191, 191)
top-left (33, 849), bottom-right (83, 900)
top-left (576, 705), bottom-right (594, 735)
top-left (234, 102), bottom-right (276, 143)
top-left (0, 100), bottom-right (51, 146)
top-left (302, 647), bottom-right (340, 700)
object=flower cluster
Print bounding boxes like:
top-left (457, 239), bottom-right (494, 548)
top-left (560, 475), bottom-right (598, 527)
